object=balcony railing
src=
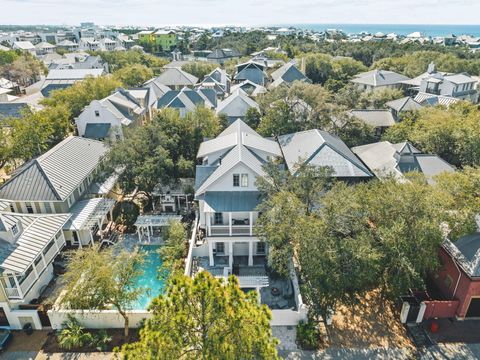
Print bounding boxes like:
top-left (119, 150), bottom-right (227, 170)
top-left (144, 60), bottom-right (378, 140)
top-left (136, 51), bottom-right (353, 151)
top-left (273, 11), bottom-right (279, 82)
top-left (210, 225), bottom-right (254, 236)
top-left (19, 269), bottom-right (37, 298)
top-left (5, 287), bottom-right (20, 298)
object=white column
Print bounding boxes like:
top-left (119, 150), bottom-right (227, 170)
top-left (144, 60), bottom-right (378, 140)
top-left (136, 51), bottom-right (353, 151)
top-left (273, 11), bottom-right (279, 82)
top-left (32, 263), bottom-right (39, 280)
top-left (207, 213), bottom-right (211, 236)
top-left (248, 241), bottom-right (253, 266)
top-left (229, 212), bottom-right (232, 236)
top-left (229, 241), bottom-right (233, 268)
top-left (147, 226), bottom-right (151, 243)
top-left (137, 229), bottom-right (141, 243)
top-left (89, 231), bottom-right (94, 246)
top-left (208, 240), bottom-right (214, 266)
top-left (13, 275), bottom-right (24, 299)
top-left (40, 253), bottom-right (47, 268)
top-left (249, 212), bottom-right (253, 236)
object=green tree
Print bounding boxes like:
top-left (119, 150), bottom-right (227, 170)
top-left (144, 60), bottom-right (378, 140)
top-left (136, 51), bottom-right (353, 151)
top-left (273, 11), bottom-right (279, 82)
top-left (121, 272), bottom-right (279, 360)
top-left (61, 246), bottom-right (145, 338)
top-left (181, 62), bottom-right (217, 79)
top-left (244, 107), bottom-right (262, 130)
top-left (114, 64), bottom-right (153, 87)
top-left (383, 102), bottom-right (480, 167)
top-left (41, 75), bottom-right (122, 118)
top-left (304, 53), bottom-right (334, 85)
top-left (158, 220), bottom-right (187, 279)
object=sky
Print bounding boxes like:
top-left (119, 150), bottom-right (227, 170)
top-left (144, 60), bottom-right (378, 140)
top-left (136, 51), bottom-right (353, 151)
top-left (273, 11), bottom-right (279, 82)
top-left (0, 0), bottom-right (479, 26)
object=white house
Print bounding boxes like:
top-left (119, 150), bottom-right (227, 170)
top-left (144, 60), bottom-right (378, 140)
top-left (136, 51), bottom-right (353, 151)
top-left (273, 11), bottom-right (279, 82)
top-left (75, 88), bottom-right (148, 141)
top-left (216, 89), bottom-right (259, 124)
top-left (0, 211), bottom-right (70, 329)
top-left (192, 119), bottom-right (308, 326)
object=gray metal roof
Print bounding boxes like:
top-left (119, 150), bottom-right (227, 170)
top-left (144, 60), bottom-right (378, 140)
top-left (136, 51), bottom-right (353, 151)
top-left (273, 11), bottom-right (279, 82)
top-left (216, 89), bottom-right (259, 118)
top-left (45, 68), bottom-right (105, 80)
top-left (0, 213), bottom-right (70, 274)
top-left (0, 136), bottom-right (108, 201)
top-left (278, 129), bottom-right (372, 178)
top-left (203, 191), bottom-right (263, 212)
top-left (351, 69), bottom-right (410, 87)
top-left (154, 68), bottom-right (198, 87)
top-left (84, 123), bottom-right (111, 139)
top-left (352, 141), bottom-right (455, 183)
top-left (349, 109), bottom-right (396, 127)
top-left (385, 97), bottom-right (423, 112)
top-left (444, 234), bottom-right (480, 277)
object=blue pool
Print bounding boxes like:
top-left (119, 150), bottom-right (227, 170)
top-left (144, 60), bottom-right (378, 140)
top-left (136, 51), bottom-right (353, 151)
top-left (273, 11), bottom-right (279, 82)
top-left (132, 245), bottom-right (166, 309)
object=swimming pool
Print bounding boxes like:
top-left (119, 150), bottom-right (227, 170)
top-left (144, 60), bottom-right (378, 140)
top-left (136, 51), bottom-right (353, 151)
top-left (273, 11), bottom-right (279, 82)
top-left (132, 245), bottom-right (166, 309)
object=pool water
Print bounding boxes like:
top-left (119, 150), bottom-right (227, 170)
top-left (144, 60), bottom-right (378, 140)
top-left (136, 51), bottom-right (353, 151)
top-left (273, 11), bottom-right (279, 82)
top-left (132, 245), bottom-right (166, 309)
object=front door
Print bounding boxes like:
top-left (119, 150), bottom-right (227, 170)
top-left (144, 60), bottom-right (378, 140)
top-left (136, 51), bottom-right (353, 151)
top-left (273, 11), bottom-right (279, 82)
top-left (466, 298), bottom-right (480, 318)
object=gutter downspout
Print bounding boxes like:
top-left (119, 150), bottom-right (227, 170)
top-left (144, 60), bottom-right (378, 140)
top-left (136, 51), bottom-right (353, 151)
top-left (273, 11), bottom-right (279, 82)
top-left (452, 259), bottom-right (462, 300)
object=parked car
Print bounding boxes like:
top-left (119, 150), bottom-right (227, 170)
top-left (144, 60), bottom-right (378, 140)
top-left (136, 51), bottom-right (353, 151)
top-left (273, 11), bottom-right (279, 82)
top-left (0, 329), bottom-right (12, 351)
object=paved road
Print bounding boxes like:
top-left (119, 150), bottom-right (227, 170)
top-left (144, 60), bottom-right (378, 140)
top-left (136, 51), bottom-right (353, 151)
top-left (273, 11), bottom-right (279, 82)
top-left (280, 344), bottom-right (480, 359)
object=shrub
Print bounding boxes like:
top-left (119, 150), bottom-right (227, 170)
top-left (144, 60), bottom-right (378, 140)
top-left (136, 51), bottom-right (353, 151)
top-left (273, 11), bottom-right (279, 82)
top-left (57, 315), bottom-right (94, 350)
top-left (93, 329), bottom-right (113, 351)
top-left (296, 319), bottom-right (320, 350)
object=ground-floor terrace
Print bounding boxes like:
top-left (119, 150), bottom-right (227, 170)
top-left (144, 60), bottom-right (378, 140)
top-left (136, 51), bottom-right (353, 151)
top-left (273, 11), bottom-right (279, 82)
top-left (190, 236), bottom-right (307, 325)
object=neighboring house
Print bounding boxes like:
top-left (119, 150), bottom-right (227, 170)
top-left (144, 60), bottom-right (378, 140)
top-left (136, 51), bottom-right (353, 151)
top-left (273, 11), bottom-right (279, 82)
top-left (0, 211), bottom-right (70, 329)
top-left (99, 38), bottom-right (116, 51)
top-left (278, 129), bottom-right (373, 181)
top-left (41, 68), bottom-right (106, 97)
top-left (198, 68), bottom-right (231, 98)
top-left (79, 37), bottom-right (100, 51)
top-left (385, 96), bottom-right (423, 120)
top-left (75, 88), bottom-right (147, 141)
top-left (56, 39), bottom-right (79, 52)
top-left (48, 55), bottom-right (107, 72)
top-left (206, 48), bottom-right (241, 64)
top-left (0, 78), bottom-right (21, 96)
top-left (192, 119), bottom-right (308, 326)
top-left (157, 88), bottom-right (216, 117)
top-left (414, 92), bottom-right (461, 107)
top-left (216, 89), bottom-right (260, 124)
top-left (352, 141), bottom-right (455, 184)
top-left (401, 63), bottom-right (478, 103)
top-left (0, 103), bottom-right (30, 120)
top-left (34, 41), bottom-right (56, 56)
top-left (143, 77), bottom-right (171, 101)
top-left (348, 109), bottom-right (397, 136)
top-left (12, 41), bottom-right (36, 54)
top-left (230, 80), bottom-right (267, 97)
top-left (0, 136), bottom-right (115, 246)
top-left (153, 30), bottom-right (178, 51)
top-left (269, 62), bottom-right (311, 89)
top-left (433, 233), bottom-right (480, 319)
top-left (153, 67), bottom-right (198, 90)
top-left (234, 61), bottom-right (268, 86)
top-left (351, 69), bottom-right (411, 92)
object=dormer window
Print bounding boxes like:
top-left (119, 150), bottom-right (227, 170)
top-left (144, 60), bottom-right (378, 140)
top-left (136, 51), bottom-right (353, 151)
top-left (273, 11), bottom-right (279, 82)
top-left (94, 110), bottom-right (100, 117)
top-left (11, 224), bottom-right (18, 236)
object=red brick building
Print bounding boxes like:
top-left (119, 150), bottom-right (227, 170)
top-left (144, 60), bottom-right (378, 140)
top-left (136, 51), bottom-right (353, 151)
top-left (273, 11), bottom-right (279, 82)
top-left (432, 233), bottom-right (480, 319)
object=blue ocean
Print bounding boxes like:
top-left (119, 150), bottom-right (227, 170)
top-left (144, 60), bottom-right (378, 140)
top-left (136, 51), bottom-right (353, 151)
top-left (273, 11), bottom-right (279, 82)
top-left (281, 24), bottom-right (480, 37)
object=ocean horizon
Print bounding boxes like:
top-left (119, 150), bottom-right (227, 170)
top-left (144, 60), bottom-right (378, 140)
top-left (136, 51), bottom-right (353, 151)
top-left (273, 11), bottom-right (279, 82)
top-left (278, 24), bottom-right (480, 37)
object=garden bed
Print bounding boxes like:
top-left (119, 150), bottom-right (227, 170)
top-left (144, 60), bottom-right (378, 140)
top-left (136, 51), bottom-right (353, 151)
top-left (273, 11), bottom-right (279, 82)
top-left (42, 328), bottom-right (139, 353)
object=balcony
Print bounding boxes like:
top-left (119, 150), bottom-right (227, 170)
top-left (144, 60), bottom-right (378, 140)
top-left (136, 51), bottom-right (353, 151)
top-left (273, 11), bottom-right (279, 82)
top-left (210, 225), bottom-right (254, 236)
top-left (206, 211), bottom-right (257, 237)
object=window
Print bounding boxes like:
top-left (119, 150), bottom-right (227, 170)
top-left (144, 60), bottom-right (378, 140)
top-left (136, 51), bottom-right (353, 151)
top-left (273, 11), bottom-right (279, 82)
top-left (444, 275), bottom-right (453, 289)
top-left (94, 110), bottom-right (100, 117)
top-left (11, 224), bottom-right (18, 236)
top-left (216, 242), bottom-right (225, 254)
top-left (44, 202), bottom-right (52, 213)
top-left (233, 174), bottom-right (240, 187)
top-left (26, 203), bottom-right (34, 214)
top-left (241, 174), bottom-right (248, 187)
top-left (257, 242), bottom-right (266, 254)
top-left (43, 240), bottom-right (55, 256)
top-left (9, 204), bottom-right (15, 213)
top-left (214, 212), bottom-right (223, 225)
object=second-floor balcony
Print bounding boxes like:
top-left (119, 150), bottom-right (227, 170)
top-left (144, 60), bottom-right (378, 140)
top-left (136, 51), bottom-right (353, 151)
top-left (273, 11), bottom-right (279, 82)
top-left (206, 211), bottom-right (258, 237)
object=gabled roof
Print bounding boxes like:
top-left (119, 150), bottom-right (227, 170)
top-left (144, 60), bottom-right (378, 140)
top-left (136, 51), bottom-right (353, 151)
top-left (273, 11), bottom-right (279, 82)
top-left (0, 136), bottom-right (108, 201)
top-left (444, 234), bottom-right (480, 278)
top-left (157, 88), bottom-right (215, 110)
top-left (206, 48), bottom-right (240, 59)
top-left (45, 68), bottom-right (104, 80)
top-left (154, 67), bottom-right (198, 87)
top-left (352, 141), bottom-right (454, 184)
top-left (35, 41), bottom-right (56, 49)
top-left (216, 89), bottom-right (259, 118)
top-left (414, 92), bottom-right (460, 107)
top-left (278, 129), bottom-right (372, 178)
top-left (349, 109), bottom-right (396, 127)
top-left (385, 97), bottom-right (423, 112)
top-left (230, 80), bottom-right (267, 97)
top-left (13, 41), bottom-right (35, 50)
top-left (0, 212), bottom-right (71, 274)
top-left (351, 69), bottom-right (410, 87)
top-left (270, 62), bottom-right (310, 84)
top-left (444, 73), bottom-right (477, 85)
top-left (195, 119), bottom-right (281, 195)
